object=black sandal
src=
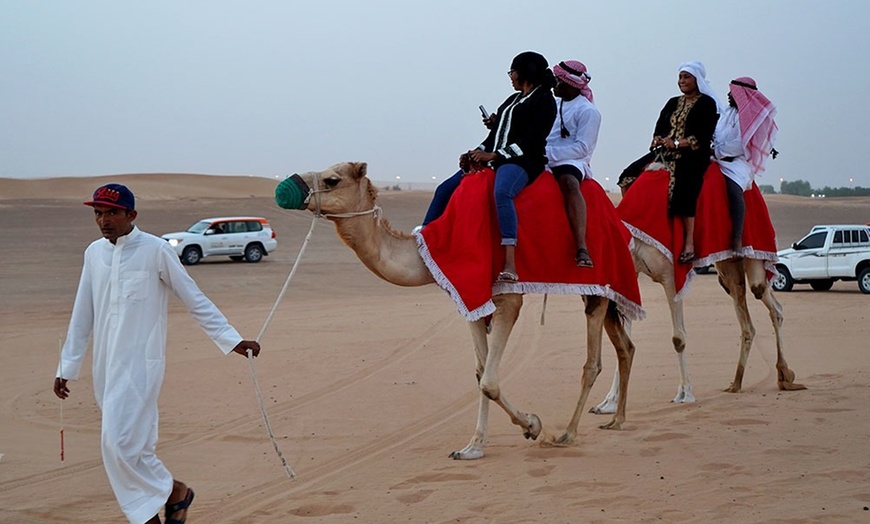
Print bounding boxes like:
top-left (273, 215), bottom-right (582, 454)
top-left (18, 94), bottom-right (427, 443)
top-left (678, 251), bottom-right (696, 265)
top-left (165, 488), bottom-right (195, 524)
top-left (575, 248), bottom-right (594, 268)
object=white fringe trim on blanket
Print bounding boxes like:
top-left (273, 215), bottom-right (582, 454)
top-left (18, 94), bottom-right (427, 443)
top-left (415, 232), bottom-right (496, 321)
top-left (416, 233), bottom-right (645, 322)
top-left (492, 281), bottom-right (646, 321)
top-left (623, 222), bottom-right (674, 262)
top-left (694, 248), bottom-right (780, 282)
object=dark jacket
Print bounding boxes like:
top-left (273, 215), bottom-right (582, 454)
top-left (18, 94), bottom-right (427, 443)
top-left (481, 86), bottom-right (557, 181)
top-left (654, 93), bottom-right (719, 177)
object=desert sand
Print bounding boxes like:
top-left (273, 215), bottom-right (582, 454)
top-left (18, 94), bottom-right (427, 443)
top-left (1, 173), bottom-right (869, 523)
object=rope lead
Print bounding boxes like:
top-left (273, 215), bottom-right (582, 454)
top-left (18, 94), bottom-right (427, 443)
top-left (247, 213), bottom-right (319, 480)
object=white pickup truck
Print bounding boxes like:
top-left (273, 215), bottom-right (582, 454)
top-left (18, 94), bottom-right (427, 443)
top-left (772, 224), bottom-right (870, 294)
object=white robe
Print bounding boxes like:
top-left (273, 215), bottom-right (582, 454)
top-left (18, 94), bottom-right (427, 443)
top-left (545, 95), bottom-right (601, 179)
top-left (57, 227), bottom-right (242, 523)
top-left (713, 106), bottom-right (754, 191)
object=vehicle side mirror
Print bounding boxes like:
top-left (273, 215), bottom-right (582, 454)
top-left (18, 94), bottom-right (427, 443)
top-left (205, 228), bottom-right (216, 235)
top-left (792, 242), bottom-right (799, 250)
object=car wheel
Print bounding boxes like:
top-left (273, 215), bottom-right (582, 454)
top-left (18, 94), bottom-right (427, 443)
top-left (771, 265), bottom-right (793, 292)
top-left (809, 279), bottom-right (834, 291)
top-left (244, 243), bottom-right (264, 263)
top-left (859, 268), bottom-right (870, 294)
top-left (229, 255), bottom-right (244, 262)
top-left (181, 246), bottom-right (202, 266)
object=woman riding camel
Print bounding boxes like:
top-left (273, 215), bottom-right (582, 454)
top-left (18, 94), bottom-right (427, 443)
top-left (422, 51), bottom-right (556, 282)
top-left (618, 61), bottom-right (720, 264)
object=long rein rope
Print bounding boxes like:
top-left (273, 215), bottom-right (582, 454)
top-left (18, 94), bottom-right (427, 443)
top-left (245, 174), bottom-right (380, 479)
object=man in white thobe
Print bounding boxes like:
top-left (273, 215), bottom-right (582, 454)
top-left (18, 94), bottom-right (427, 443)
top-left (713, 76), bottom-right (778, 252)
top-left (54, 183), bottom-right (261, 524)
top-left (547, 59), bottom-right (602, 268)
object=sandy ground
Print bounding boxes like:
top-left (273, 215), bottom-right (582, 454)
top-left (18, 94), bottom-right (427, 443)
top-left (1, 174), bottom-right (869, 523)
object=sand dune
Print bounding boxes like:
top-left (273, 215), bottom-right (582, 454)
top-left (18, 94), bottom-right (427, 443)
top-left (0, 174), bottom-right (280, 201)
top-left (1, 173), bottom-right (868, 523)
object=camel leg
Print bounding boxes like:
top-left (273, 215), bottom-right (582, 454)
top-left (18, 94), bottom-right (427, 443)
top-left (456, 295), bottom-right (541, 459)
top-left (600, 301), bottom-right (636, 429)
top-left (590, 356), bottom-right (621, 415)
top-left (746, 261), bottom-right (806, 391)
top-left (595, 252), bottom-right (692, 412)
top-left (596, 244), bottom-right (691, 411)
top-left (557, 297), bottom-right (610, 444)
top-left (663, 278), bottom-right (694, 403)
top-left (450, 318), bottom-right (492, 460)
top-left (716, 260), bottom-right (756, 393)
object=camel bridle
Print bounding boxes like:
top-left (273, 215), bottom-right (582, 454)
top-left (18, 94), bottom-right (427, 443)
top-left (302, 172), bottom-right (382, 220)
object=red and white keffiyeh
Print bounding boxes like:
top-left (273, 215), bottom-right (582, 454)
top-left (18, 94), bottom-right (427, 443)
top-left (729, 77), bottom-right (778, 176)
top-left (554, 60), bottom-right (594, 102)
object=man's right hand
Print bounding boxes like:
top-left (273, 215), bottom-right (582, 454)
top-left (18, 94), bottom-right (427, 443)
top-left (54, 377), bottom-right (69, 399)
top-left (232, 340), bottom-right (261, 358)
top-left (483, 114), bottom-right (497, 130)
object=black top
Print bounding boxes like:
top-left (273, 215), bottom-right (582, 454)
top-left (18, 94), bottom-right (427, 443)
top-left (481, 86), bottom-right (557, 180)
top-left (654, 93), bottom-right (719, 216)
top-left (654, 93), bottom-right (718, 171)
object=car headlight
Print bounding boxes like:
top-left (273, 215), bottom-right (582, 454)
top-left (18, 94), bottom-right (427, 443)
top-left (168, 239), bottom-right (181, 247)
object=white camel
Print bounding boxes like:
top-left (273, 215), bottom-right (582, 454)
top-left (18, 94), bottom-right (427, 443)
top-left (591, 203), bottom-right (806, 415)
top-left (283, 162), bottom-right (637, 459)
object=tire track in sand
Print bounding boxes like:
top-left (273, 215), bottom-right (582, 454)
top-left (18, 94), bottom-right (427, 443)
top-left (202, 299), bottom-right (549, 522)
top-left (1, 307), bottom-right (461, 494)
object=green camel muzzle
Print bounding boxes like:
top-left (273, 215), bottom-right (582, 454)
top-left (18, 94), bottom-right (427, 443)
top-left (275, 174), bottom-right (312, 210)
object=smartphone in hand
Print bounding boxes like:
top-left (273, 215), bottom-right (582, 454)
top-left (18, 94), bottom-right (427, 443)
top-left (479, 105), bottom-right (490, 119)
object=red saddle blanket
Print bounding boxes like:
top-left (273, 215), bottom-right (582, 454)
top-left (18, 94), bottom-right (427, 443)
top-left (416, 168), bottom-right (644, 321)
top-left (618, 163), bottom-right (778, 299)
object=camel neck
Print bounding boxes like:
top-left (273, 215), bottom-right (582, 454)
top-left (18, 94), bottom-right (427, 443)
top-left (332, 207), bottom-right (434, 287)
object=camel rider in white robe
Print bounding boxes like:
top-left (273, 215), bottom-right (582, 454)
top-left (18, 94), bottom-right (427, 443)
top-left (713, 76), bottom-right (778, 252)
top-left (54, 183), bottom-right (261, 524)
top-left (547, 59), bottom-right (601, 268)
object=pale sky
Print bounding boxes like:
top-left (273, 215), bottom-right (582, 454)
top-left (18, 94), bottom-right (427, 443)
top-left (2, 0), bottom-right (868, 190)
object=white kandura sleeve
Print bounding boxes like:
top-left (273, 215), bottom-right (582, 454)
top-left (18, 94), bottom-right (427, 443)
top-left (57, 250), bottom-right (95, 380)
top-left (546, 107), bottom-right (600, 165)
top-left (714, 111), bottom-right (746, 159)
top-left (158, 243), bottom-right (242, 354)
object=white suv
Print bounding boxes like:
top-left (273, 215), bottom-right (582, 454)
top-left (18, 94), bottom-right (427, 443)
top-left (772, 224), bottom-right (870, 294)
top-left (162, 217), bottom-right (277, 265)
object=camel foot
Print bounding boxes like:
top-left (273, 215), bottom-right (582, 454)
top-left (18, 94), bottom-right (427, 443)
top-left (449, 445), bottom-right (484, 460)
top-left (777, 368), bottom-right (807, 391)
top-left (590, 397), bottom-right (617, 415)
top-left (672, 386), bottom-right (696, 404)
top-left (554, 431), bottom-right (575, 446)
top-left (778, 380), bottom-right (807, 391)
top-left (724, 383), bottom-right (742, 393)
top-left (599, 419), bottom-right (624, 430)
top-left (523, 414), bottom-right (542, 441)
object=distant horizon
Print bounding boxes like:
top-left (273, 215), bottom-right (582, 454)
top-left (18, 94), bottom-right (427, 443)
top-left (5, 173), bottom-right (870, 201)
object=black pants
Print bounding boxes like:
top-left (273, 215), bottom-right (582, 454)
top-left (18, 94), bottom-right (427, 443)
top-left (724, 176), bottom-right (745, 244)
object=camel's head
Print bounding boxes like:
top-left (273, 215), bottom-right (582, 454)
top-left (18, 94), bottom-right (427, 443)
top-left (275, 162), bottom-right (376, 216)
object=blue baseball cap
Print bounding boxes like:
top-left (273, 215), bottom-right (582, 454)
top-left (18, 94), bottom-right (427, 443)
top-left (84, 183), bottom-right (135, 211)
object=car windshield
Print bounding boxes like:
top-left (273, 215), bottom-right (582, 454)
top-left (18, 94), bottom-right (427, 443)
top-left (795, 231), bottom-right (827, 250)
top-left (186, 220), bottom-right (211, 234)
